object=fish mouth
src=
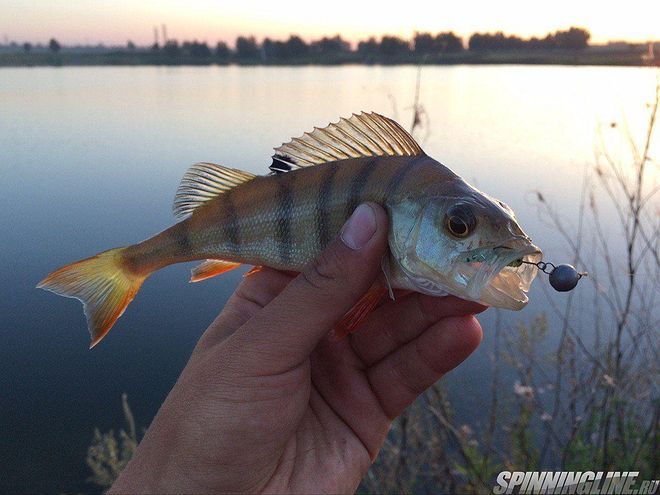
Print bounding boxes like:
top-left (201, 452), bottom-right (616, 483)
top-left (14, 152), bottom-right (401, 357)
top-left (480, 243), bottom-right (542, 309)
top-left (396, 237), bottom-right (542, 310)
top-left (451, 239), bottom-right (542, 310)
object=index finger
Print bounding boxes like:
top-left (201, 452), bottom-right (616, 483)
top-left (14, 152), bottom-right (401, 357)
top-left (367, 314), bottom-right (483, 419)
top-left (350, 293), bottom-right (486, 366)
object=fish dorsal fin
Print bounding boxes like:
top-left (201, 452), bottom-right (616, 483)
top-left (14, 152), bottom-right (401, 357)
top-left (173, 162), bottom-right (256, 219)
top-left (270, 112), bottom-right (424, 172)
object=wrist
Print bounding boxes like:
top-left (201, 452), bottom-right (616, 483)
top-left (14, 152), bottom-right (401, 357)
top-left (109, 414), bottom-right (201, 494)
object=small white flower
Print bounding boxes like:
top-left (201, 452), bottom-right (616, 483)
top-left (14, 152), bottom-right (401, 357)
top-left (541, 412), bottom-right (552, 422)
top-left (514, 381), bottom-right (534, 398)
top-left (603, 374), bottom-right (615, 387)
top-left (459, 424), bottom-right (473, 437)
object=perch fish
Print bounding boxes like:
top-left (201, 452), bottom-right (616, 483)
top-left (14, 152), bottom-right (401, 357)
top-left (38, 112), bottom-right (542, 347)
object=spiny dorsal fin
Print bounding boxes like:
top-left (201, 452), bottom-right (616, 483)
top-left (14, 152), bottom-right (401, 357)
top-left (173, 162), bottom-right (256, 219)
top-left (270, 112), bottom-right (424, 172)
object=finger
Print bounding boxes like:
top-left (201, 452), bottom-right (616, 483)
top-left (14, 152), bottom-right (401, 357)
top-left (229, 203), bottom-right (389, 374)
top-left (226, 268), bottom-right (296, 325)
top-left (367, 315), bottom-right (482, 419)
top-left (309, 337), bottom-right (391, 459)
top-left (197, 268), bottom-right (295, 351)
top-left (351, 294), bottom-right (487, 366)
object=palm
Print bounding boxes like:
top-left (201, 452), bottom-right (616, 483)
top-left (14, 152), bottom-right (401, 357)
top-left (202, 268), bottom-right (483, 493)
top-left (261, 339), bottom-right (387, 494)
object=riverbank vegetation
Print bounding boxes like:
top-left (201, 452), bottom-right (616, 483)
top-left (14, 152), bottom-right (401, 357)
top-left (2, 27), bottom-right (657, 67)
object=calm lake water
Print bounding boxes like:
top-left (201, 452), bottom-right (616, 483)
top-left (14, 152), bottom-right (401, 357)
top-left (0, 65), bottom-right (656, 493)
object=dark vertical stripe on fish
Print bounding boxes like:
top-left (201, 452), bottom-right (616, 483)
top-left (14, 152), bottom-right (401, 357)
top-left (316, 163), bottom-right (338, 247)
top-left (222, 189), bottom-right (240, 253)
top-left (175, 219), bottom-right (192, 253)
top-left (345, 158), bottom-right (377, 218)
top-left (276, 176), bottom-right (293, 264)
top-left (385, 156), bottom-right (423, 197)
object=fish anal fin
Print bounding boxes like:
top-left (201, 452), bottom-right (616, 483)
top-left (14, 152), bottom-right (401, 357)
top-left (332, 285), bottom-right (388, 340)
top-left (190, 259), bottom-right (241, 283)
top-left (270, 112), bottom-right (424, 172)
top-left (173, 162), bottom-right (256, 219)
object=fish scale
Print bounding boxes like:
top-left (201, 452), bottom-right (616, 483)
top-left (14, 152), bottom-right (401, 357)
top-left (179, 157), bottom-right (411, 269)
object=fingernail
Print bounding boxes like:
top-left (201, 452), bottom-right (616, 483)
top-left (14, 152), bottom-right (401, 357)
top-left (341, 204), bottom-right (377, 250)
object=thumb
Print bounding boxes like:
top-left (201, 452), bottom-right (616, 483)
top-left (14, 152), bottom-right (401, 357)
top-left (230, 202), bottom-right (389, 374)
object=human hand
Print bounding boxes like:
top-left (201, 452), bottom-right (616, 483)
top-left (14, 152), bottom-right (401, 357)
top-left (110, 203), bottom-right (485, 494)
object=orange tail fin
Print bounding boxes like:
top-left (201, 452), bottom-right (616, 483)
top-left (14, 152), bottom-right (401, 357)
top-left (37, 247), bottom-right (146, 348)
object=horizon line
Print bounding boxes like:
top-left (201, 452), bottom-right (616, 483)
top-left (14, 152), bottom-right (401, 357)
top-left (2, 27), bottom-right (659, 49)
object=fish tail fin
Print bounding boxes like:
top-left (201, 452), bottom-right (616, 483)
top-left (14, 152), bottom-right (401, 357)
top-left (37, 247), bottom-right (147, 348)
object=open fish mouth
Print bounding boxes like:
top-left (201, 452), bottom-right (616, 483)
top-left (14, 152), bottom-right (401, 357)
top-left (482, 245), bottom-right (542, 309)
top-left (446, 240), bottom-right (542, 310)
top-left (400, 240), bottom-right (541, 310)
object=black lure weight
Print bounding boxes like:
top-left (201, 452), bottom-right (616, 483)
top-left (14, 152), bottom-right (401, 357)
top-left (548, 264), bottom-right (581, 291)
top-left (521, 260), bottom-right (586, 292)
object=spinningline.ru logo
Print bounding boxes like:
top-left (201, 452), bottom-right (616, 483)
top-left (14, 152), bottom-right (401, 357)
top-left (493, 471), bottom-right (659, 494)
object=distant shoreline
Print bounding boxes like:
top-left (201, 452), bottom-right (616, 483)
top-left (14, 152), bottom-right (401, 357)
top-left (1, 49), bottom-right (656, 68)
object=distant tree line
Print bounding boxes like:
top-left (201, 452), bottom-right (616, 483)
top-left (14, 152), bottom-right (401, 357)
top-left (468, 27), bottom-right (590, 51)
top-left (17, 27), bottom-right (592, 61)
top-left (141, 27), bottom-right (591, 62)
top-left (49, 38), bottom-right (60, 53)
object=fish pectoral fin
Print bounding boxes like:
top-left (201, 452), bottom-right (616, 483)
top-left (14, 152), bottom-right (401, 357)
top-left (331, 285), bottom-right (389, 340)
top-left (244, 265), bottom-right (263, 277)
top-left (270, 112), bottom-right (424, 173)
top-left (190, 259), bottom-right (241, 283)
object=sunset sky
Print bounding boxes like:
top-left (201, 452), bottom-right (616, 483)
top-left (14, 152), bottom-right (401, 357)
top-left (1, 0), bottom-right (658, 46)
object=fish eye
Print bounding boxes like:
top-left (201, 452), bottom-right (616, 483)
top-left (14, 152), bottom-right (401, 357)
top-left (445, 204), bottom-right (476, 238)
